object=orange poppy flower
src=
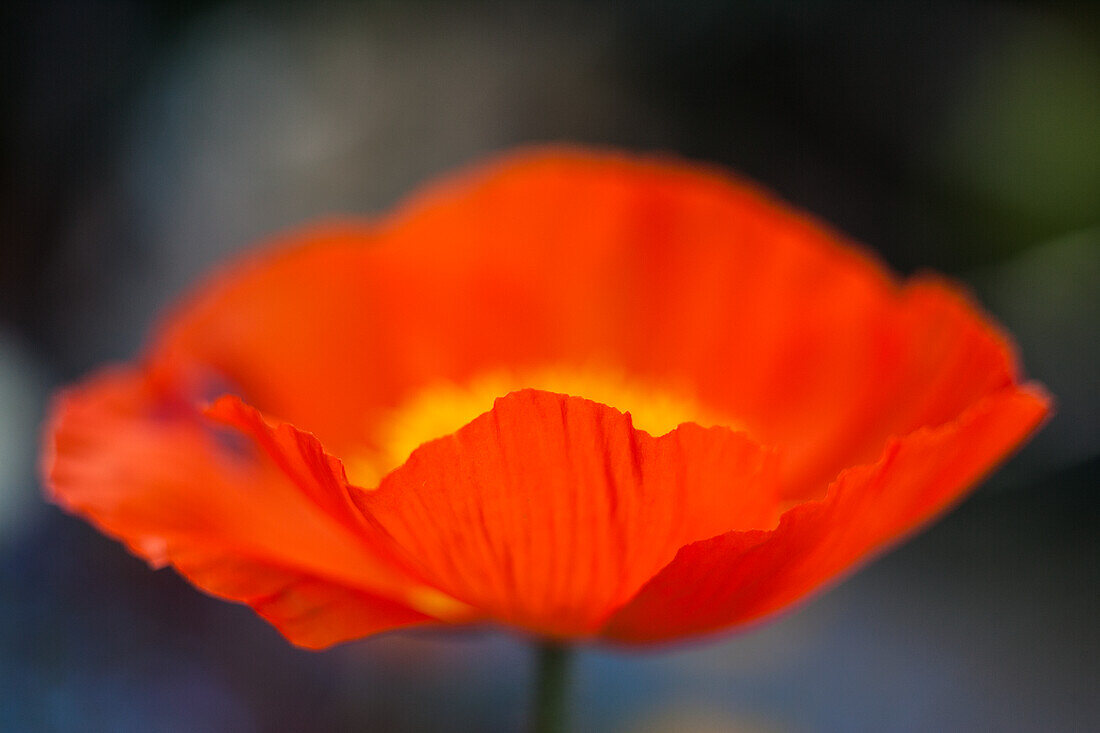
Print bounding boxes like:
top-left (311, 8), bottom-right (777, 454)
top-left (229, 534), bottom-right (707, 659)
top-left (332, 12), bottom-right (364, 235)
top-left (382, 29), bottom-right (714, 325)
top-left (42, 148), bottom-right (1049, 649)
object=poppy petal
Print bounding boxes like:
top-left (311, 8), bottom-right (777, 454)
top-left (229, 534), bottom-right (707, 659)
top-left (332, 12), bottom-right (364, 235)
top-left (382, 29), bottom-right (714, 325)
top-left (757, 275), bottom-right (1024, 501)
top-left (42, 368), bottom-right (443, 647)
top-left (203, 394), bottom-right (383, 539)
top-left (203, 394), bottom-right (477, 621)
top-left (166, 548), bottom-right (435, 649)
top-left (146, 225), bottom-right (390, 457)
top-left (601, 383), bottom-right (1050, 643)
top-left (353, 389), bottom-right (781, 638)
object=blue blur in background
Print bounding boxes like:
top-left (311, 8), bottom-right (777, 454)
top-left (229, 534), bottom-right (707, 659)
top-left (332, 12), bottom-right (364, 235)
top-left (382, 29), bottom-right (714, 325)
top-left (1, 2), bottom-right (1097, 731)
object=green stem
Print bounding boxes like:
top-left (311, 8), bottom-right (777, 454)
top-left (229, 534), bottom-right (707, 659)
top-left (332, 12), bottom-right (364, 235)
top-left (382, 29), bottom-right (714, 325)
top-left (531, 640), bottom-right (572, 733)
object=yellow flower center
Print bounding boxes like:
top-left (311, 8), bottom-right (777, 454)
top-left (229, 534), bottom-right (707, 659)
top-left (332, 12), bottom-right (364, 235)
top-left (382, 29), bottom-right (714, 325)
top-left (345, 366), bottom-right (734, 488)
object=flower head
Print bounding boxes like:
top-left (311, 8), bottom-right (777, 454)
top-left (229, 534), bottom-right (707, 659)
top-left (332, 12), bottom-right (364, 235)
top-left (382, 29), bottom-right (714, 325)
top-left (42, 149), bottom-right (1049, 648)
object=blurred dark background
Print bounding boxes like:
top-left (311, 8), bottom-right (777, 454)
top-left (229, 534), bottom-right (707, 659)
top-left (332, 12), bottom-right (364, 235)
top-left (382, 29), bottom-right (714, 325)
top-left (2, 1), bottom-right (1097, 731)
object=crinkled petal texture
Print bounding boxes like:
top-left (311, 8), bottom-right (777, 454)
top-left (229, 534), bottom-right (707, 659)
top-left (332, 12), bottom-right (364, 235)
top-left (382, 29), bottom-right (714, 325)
top-left (42, 148), bottom-right (1049, 648)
